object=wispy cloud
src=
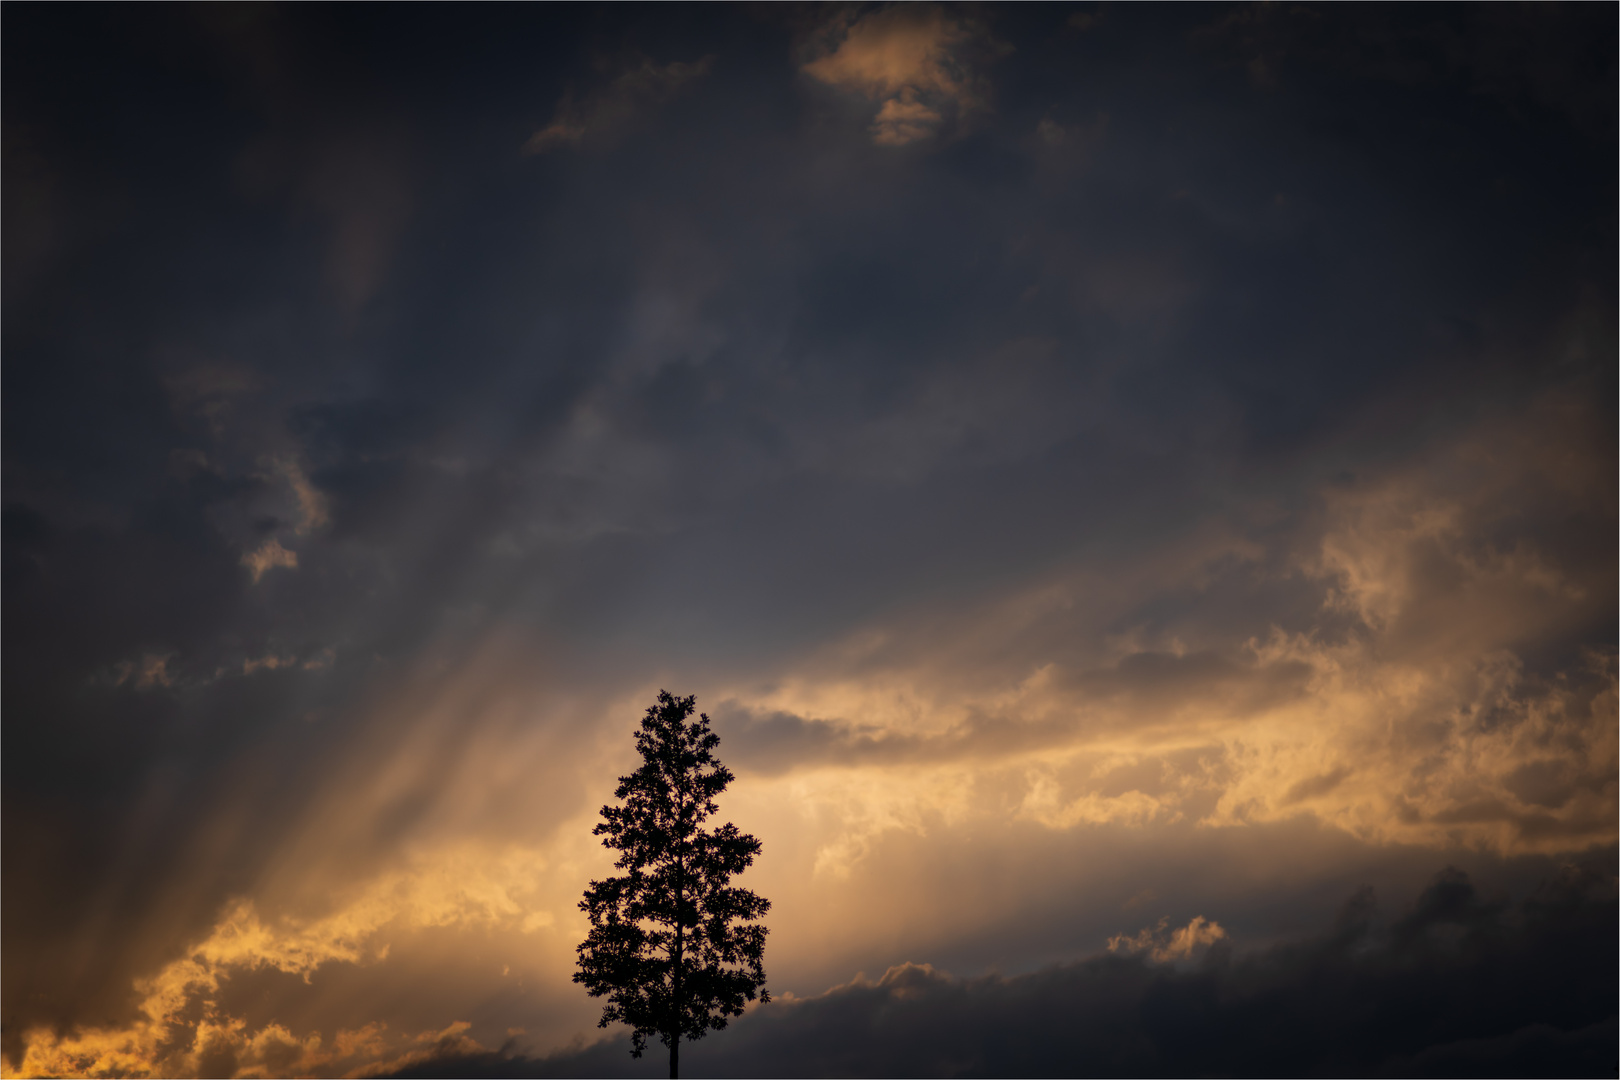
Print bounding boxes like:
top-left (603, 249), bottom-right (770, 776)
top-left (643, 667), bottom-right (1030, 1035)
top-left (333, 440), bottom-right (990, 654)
top-left (524, 55), bottom-right (714, 154)
top-left (113, 653), bottom-right (176, 690)
top-left (1107, 914), bottom-right (1228, 962)
top-left (241, 538), bottom-right (298, 583)
top-left (273, 458), bottom-right (329, 535)
top-left (241, 652), bottom-right (295, 675)
top-left (231, 460), bottom-right (328, 583)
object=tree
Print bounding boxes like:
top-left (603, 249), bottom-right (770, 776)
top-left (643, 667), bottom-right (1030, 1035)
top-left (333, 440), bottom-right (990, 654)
top-left (574, 691), bottom-right (770, 1079)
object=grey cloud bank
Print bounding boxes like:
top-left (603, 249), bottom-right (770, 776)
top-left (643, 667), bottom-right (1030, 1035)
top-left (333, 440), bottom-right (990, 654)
top-left (391, 865), bottom-right (1617, 1078)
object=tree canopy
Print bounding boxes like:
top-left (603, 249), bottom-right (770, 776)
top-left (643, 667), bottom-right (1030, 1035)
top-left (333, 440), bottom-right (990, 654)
top-left (574, 691), bottom-right (770, 1078)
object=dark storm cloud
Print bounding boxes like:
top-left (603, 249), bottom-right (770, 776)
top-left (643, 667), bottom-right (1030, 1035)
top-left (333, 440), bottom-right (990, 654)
top-left (1195, 2), bottom-right (1617, 138)
top-left (3, 2), bottom-right (1614, 1075)
top-left (385, 863), bottom-right (1619, 1078)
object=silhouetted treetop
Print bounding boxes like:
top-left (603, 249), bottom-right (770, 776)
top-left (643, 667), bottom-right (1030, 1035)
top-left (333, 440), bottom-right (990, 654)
top-left (573, 691), bottom-right (769, 1079)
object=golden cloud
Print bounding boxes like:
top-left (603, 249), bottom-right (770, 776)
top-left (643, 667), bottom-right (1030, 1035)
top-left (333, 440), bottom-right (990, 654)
top-left (232, 458), bottom-right (329, 584)
top-left (7, 843), bottom-right (569, 1079)
top-left (241, 538), bottom-right (297, 583)
top-left (802, 6), bottom-right (1007, 145)
top-left (1107, 915), bottom-right (1228, 963)
top-left (113, 653), bottom-right (177, 691)
top-left (709, 391), bottom-right (1616, 861)
top-left (241, 653), bottom-right (295, 676)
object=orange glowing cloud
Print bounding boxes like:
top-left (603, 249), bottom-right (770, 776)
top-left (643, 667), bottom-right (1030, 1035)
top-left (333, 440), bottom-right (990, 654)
top-left (241, 537), bottom-right (298, 583)
top-left (707, 390), bottom-right (1616, 860)
top-left (7, 842), bottom-right (579, 1079)
top-left (802, 7), bottom-right (1007, 145)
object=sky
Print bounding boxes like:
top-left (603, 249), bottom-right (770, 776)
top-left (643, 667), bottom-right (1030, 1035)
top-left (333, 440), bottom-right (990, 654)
top-left (2, 4), bottom-right (1615, 1077)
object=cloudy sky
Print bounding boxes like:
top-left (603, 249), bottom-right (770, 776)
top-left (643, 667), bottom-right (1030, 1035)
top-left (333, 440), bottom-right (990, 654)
top-left (3, 5), bottom-right (1615, 1077)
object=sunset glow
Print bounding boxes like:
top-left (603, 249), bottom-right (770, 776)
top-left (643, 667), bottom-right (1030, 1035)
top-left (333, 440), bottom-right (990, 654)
top-left (4, 5), bottom-right (1615, 1077)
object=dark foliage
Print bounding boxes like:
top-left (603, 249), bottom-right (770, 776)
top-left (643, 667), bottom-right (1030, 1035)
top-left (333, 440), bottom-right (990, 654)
top-left (573, 692), bottom-right (770, 1071)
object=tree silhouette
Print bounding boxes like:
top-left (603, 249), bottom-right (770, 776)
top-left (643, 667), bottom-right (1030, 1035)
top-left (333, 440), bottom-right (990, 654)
top-left (574, 691), bottom-right (770, 1079)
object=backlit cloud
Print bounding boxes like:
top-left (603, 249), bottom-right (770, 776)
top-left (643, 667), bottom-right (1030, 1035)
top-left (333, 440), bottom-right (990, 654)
top-left (113, 653), bottom-right (177, 691)
top-left (1106, 914), bottom-right (1227, 963)
top-left (241, 538), bottom-right (298, 583)
top-left (10, 843), bottom-right (568, 1079)
top-left (802, 6), bottom-right (1007, 145)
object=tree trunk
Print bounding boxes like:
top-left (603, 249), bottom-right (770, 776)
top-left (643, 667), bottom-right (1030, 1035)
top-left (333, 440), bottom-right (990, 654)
top-left (671, 923), bottom-right (683, 1078)
top-left (672, 855), bottom-right (684, 1079)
